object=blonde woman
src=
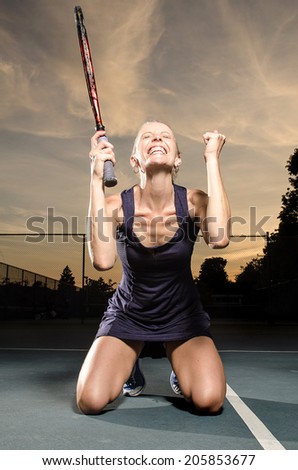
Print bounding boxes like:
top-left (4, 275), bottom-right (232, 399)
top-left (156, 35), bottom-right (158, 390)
top-left (77, 121), bottom-right (230, 415)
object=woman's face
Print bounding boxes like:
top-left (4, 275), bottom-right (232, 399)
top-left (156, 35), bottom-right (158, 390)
top-left (133, 122), bottom-right (181, 173)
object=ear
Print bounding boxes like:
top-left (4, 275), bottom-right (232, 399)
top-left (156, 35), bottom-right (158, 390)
top-left (130, 155), bottom-right (141, 174)
top-left (174, 153), bottom-right (181, 168)
top-left (130, 155), bottom-right (137, 169)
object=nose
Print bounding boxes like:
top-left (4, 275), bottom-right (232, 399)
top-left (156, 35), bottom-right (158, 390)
top-left (152, 134), bottom-right (162, 141)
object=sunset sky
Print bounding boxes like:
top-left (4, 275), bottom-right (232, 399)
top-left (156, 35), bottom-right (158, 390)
top-left (1, 0), bottom-right (297, 286)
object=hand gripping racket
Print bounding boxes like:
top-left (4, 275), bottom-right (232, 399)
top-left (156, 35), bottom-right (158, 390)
top-left (74, 6), bottom-right (117, 187)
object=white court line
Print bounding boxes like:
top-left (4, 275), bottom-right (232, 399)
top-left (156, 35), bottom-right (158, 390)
top-left (226, 384), bottom-right (285, 450)
top-left (220, 350), bottom-right (298, 353)
top-left (0, 347), bottom-right (291, 449)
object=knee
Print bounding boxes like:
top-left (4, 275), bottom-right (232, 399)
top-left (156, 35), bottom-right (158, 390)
top-left (76, 387), bottom-right (119, 415)
top-left (184, 387), bottom-right (225, 415)
top-left (76, 392), bottom-right (106, 415)
top-left (194, 393), bottom-right (224, 414)
top-left (77, 399), bottom-right (103, 415)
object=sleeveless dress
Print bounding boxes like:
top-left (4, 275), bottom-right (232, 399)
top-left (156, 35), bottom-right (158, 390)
top-left (95, 184), bottom-right (211, 342)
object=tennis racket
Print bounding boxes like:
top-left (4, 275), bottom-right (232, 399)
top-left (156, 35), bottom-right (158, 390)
top-left (74, 6), bottom-right (117, 187)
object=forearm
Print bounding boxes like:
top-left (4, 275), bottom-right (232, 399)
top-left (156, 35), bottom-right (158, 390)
top-left (87, 177), bottom-right (117, 270)
top-left (205, 158), bottom-right (231, 248)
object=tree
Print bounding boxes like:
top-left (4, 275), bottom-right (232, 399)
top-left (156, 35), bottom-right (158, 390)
top-left (237, 149), bottom-right (298, 287)
top-left (235, 257), bottom-right (265, 290)
top-left (234, 256), bottom-right (267, 305)
top-left (278, 148), bottom-right (298, 235)
top-left (194, 257), bottom-right (231, 304)
top-left (263, 148), bottom-right (298, 283)
top-left (85, 276), bottom-right (116, 303)
top-left (58, 265), bottom-right (76, 292)
top-left (197, 257), bottom-right (229, 287)
top-left (84, 276), bottom-right (116, 316)
top-left (234, 149), bottom-right (298, 319)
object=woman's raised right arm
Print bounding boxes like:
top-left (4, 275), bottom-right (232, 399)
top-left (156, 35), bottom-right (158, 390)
top-left (87, 131), bottom-right (120, 271)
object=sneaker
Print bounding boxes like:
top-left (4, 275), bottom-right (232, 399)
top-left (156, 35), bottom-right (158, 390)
top-left (123, 359), bottom-right (146, 397)
top-left (170, 370), bottom-right (183, 396)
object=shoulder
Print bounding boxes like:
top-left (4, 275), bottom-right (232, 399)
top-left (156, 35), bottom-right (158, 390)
top-left (105, 185), bottom-right (139, 222)
top-left (106, 192), bottom-right (122, 207)
top-left (187, 188), bottom-right (208, 219)
top-left (187, 188), bottom-right (208, 207)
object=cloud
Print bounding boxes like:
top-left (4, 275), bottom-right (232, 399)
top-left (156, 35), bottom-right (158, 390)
top-left (81, 0), bottom-right (165, 135)
top-left (138, 0), bottom-right (298, 154)
top-left (1, 0), bottom-right (297, 284)
top-left (0, 0), bottom-right (164, 139)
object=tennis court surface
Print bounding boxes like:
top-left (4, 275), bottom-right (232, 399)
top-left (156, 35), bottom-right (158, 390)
top-left (0, 319), bottom-right (297, 451)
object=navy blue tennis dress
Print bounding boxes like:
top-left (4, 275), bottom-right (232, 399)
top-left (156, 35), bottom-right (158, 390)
top-left (95, 184), bottom-right (211, 342)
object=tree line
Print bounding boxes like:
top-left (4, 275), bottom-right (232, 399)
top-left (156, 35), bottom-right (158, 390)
top-left (195, 148), bottom-right (297, 318)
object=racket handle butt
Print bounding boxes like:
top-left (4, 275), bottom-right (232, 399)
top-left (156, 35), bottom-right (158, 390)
top-left (98, 135), bottom-right (118, 187)
top-left (104, 161), bottom-right (118, 187)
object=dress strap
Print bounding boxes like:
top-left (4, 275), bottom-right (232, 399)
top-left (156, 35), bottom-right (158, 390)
top-left (120, 187), bottom-right (135, 233)
top-left (173, 184), bottom-right (189, 220)
top-left (174, 184), bottom-right (198, 240)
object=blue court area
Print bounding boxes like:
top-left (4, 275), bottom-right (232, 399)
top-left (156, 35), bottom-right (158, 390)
top-left (0, 320), bottom-right (297, 450)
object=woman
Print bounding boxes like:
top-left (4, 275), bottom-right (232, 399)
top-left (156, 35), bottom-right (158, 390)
top-left (77, 121), bottom-right (230, 415)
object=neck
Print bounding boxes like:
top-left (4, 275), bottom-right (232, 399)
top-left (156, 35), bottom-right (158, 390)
top-left (138, 174), bottom-right (174, 211)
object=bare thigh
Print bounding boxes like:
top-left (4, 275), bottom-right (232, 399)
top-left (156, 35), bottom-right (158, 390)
top-left (76, 336), bottom-right (144, 414)
top-left (165, 336), bottom-right (226, 413)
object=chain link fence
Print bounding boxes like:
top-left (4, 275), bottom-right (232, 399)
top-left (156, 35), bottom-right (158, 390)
top-left (0, 233), bottom-right (296, 323)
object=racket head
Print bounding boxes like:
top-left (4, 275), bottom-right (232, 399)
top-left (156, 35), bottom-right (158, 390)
top-left (74, 6), bottom-right (103, 129)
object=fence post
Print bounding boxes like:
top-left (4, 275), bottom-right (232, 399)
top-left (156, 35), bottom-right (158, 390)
top-left (81, 234), bottom-right (86, 324)
top-left (266, 231), bottom-right (274, 325)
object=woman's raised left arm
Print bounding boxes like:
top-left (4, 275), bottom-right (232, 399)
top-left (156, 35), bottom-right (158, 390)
top-left (191, 130), bottom-right (231, 249)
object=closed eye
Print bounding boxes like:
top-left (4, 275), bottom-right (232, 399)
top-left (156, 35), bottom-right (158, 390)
top-left (141, 132), bottom-right (173, 140)
top-left (142, 133), bottom-right (152, 140)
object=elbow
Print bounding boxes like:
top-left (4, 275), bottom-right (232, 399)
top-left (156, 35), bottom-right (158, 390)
top-left (88, 241), bottom-right (116, 271)
top-left (92, 259), bottom-right (115, 271)
top-left (208, 238), bottom-right (230, 249)
top-left (205, 223), bottom-right (231, 249)
top-left (206, 230), bottom-right (230, 249)
top-left (92, 253), bottom-right (116, 271)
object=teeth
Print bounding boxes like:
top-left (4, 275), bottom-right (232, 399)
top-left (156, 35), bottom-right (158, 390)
top-left (149, 146), bottom-right (166, 155)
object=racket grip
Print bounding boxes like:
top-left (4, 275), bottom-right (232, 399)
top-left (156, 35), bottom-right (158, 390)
top-left (98, 135), bottom-right (118, 187)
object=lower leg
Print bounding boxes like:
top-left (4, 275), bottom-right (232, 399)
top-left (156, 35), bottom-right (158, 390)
top-left (166, 337), bottom-right (226, 414)
top-left (76, 336), bottom-right (144, 414)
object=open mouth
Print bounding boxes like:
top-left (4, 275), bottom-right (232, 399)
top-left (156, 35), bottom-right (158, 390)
top-left (148, 146), bottom-right (167, 155)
